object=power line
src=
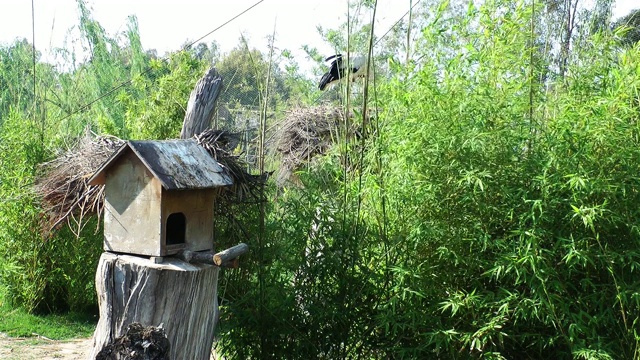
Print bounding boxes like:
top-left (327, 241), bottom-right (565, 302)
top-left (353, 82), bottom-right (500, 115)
top-left (57, 0), bottom-right (265, 123)
top-left (185, 0), bottom-right (264, 50)
top-left (375, 0), bottom-right (421, 46)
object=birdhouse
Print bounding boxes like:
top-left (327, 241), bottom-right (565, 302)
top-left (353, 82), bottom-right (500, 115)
top-left (88, 139), bottom-right (232, 258)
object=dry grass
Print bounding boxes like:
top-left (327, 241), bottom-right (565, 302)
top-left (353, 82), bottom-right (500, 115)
top-left (194, 129), bottom-right (269, 204)
top-left (35, 129), bottom-right (122, 236)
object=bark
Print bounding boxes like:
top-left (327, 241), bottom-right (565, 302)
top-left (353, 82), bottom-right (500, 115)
top-left (89, 252), bottom-right (219, 360)
top-left (180, 67), bottom-right (224, 139)
top-left (176, 244), bottom-right (248, 267)
top-left (213, 243), bottom-right (249, 266)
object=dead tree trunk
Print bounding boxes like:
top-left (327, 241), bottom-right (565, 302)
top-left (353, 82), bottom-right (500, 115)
top-left (89, 253), bottom-right (220, 360)
top-left (180, 67), bottom-right (224, 139)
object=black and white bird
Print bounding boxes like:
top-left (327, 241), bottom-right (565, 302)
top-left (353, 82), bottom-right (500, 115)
top-left (318, 54), bottom-right (367, 91)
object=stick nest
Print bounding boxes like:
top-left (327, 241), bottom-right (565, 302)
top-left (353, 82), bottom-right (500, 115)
top-left (35, 128), bottom-right (266, 236)
top-left (273, 104), bottom-right (356, 186)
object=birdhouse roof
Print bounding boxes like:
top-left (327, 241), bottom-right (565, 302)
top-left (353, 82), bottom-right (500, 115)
top-left (88, 139), bottom-right (233, 189)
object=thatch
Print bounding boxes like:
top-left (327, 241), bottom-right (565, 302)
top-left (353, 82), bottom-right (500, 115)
top-left (194, 128), bottom-right (269, 203)
top-left (35, 130), bottom-right (123, 236)
top-left (35, 128), bottom-right (266, 236)
top-left (273, 104), bottom-right (355, 186)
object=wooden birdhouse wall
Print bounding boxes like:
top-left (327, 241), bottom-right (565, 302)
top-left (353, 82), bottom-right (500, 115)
top-left (161, 188), bottom-right (216, 255)
top-left (104, 152), bottom-right (163, 257)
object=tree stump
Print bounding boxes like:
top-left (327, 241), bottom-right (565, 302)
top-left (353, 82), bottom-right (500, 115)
top-left (180, 67), bottom-right (224, 139)
top-left (89, 252), bottom-right (219, 360)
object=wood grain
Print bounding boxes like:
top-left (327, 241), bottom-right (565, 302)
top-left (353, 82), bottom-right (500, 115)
top-left (89, 252), bottom-right (219, 360)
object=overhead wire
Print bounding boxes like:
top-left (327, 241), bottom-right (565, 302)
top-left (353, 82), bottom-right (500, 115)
top-left (375, 0), bottom-right (421, 46)
top-left (56, 0), bottom-right (265, 123)
top-left (185, 0), bottom-right (264, 49)
top-left (59, 0), bottom-right (418, 119)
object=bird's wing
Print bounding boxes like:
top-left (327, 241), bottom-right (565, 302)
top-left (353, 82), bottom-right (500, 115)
top-left (319, 71), bottom-right (337, 90)
top-left (324, 54), bottom-right (342, 62)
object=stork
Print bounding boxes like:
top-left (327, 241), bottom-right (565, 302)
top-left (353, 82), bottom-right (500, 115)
top-left (318, 54), bottom-right (367, 91)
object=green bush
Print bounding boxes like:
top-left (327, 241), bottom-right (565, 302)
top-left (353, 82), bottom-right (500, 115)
top-left (373, 3), bottom-right (640, 358)
top-left (217, 1), bottom-right (640, 358)
top-left (214, 161), bottom-right (391, 359)
top-left (0, 112), bottom-right (102, 313)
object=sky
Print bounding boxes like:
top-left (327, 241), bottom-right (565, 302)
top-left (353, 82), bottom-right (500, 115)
top-left (0, 0), bottom-right (411, 74)
top-left (0, 0), bottom-right (638, 75)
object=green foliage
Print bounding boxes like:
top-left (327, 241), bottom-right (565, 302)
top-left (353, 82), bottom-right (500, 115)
top-left (0, 286), bottom-right (95, 339)
top-left (0, 111), bottom-right (102, 314)
top-left (0, 39), bottom-right (39, 121)
top-left (215, 162), bottom-right (391, 359)
top-left (217, 0), bottom-right (640, 359)
top-left (613, 8), bottom-right (640, 47)
top-left (370, 0), bottom-right (640, 358)
top-left (125, 50), bottom-right (207, 139)
top-left (0, 1), bottom-right (150, 317)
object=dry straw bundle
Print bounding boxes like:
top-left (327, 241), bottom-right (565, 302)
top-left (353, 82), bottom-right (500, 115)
top-left (274, 104), bottom-right (356, 186)
top-left (35, 103), bottom-right (353, 235)
top-left (35, 130), bottom-right (123, 236)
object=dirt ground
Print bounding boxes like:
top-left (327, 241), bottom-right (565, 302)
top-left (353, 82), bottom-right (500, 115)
top-left (0, 333), bottom-right (221, 359)
top-left (0, 333), bottom-right (91, 360)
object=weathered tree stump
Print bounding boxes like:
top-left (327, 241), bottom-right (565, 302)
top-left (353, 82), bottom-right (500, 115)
top-left (180, 67), bottom-right (224, 139)
top-left (89, 252), bottom-right (219, 360)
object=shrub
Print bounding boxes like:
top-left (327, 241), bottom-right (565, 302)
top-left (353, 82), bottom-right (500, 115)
top-left (0, 111), bottom-right (101, 313)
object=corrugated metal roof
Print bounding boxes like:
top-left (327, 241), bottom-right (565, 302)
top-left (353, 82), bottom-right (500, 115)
top-left (89, 139), bottom-right (233, 189)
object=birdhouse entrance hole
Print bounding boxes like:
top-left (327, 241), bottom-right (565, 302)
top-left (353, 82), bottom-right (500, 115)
top-left (166, 212), bottom-right (186, 245)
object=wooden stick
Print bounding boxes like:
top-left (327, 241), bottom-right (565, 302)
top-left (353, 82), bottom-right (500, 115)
top-left (176, 244), bottom-right (248, 267)
top-left (213, 243), bottom-right (248, 266)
